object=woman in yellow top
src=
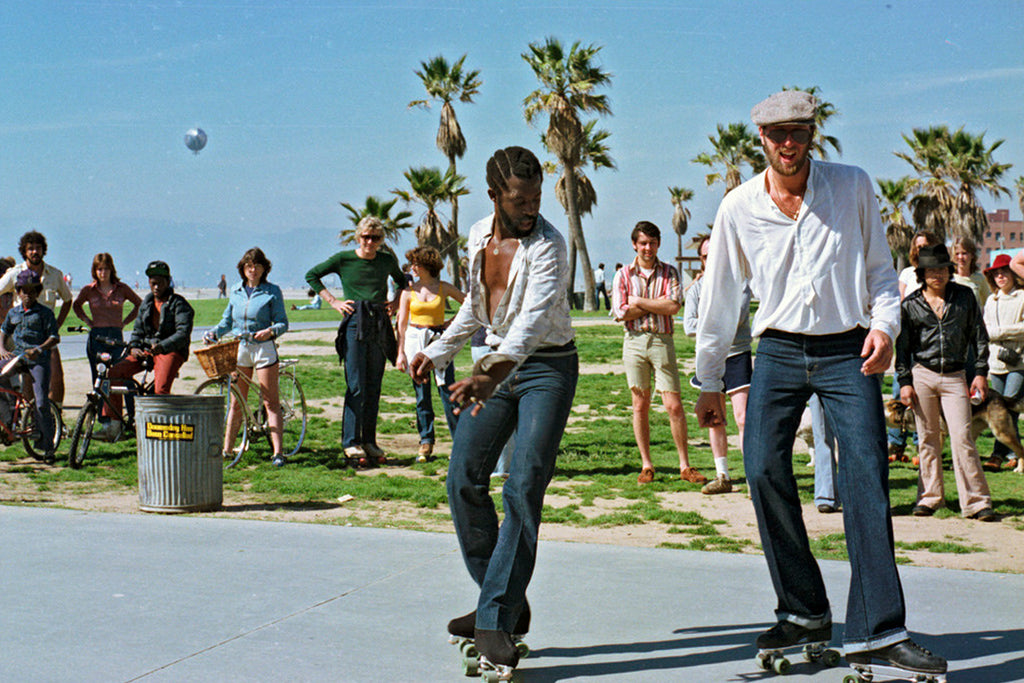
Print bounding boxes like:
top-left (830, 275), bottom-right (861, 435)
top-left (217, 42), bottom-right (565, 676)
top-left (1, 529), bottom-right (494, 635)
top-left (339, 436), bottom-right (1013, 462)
top-left (395, 246), bottom-right (465, 461)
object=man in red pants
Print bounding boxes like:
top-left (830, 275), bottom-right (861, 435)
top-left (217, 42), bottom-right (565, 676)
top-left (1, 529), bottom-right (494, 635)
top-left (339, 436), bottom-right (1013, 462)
top-left (98, 261), bottom-right (194, 440)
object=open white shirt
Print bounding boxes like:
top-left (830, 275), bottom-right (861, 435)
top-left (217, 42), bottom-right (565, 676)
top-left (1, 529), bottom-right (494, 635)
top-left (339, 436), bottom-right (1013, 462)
top-left (696, 160), bottom-right (900, 393)
top-left (422, 213), bottom-right (574, 375)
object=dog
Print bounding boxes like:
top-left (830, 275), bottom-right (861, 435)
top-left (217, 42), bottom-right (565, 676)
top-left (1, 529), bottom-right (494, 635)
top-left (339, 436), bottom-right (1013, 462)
top-left (885, 395), bottom-right (1024, 473)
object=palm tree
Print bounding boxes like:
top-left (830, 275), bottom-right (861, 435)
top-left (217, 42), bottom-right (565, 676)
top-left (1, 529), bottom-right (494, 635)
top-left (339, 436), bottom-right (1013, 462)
top-left (896, 125), bottom-right (1012, 243)
top-left (391, 167), bottom-right (468, 272)
top-left (1015, 175), bottom-right (1024, 219)
top-left (782, 85), bottom-right (842, 159)
top-left (338, 195), bottom-right (413, 246)
top-left (691, 122), bottom-right (765, 194)
top-left (523, 37), bottom-right (612, 311)
top-left (668, 186), bottom-right (694, 267)
top-left (542, 119), bottom-right (616, 295)
top-left (409, 54), bottom-right (481, 288)
top-left (876, 177), bottom-right (915, 270)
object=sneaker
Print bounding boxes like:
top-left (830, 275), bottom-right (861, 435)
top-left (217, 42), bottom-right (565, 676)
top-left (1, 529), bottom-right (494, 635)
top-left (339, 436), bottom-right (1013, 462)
top-left (42, 450), bottom-right (56, 465)
top-left (817, 503), bottom-right (840, 514)
top-left (363, 442), bottom-right (387, 464)
top-left (910, 455), bottom-right (920, 467)
top-left (983, 455), bottom-right (1003, 472)
top-left (271, 454), bottom-right (287, 467)
top-left (680, 467), bottom-right (707, 484)
top-left (888, 444), bottom-right (905, 463)
top-left (846, 639), bottom-right (947, 675)
top-left (756, 621), bottom-right (832, 650)
top-left (912, 504), bottom-right (935, 517)
top-left (701, 474), bottom-right (732, 495)
top-left (343, 445), bottom-right (366, 458)
top-left (968, 507), bottom-right (996, 522)
top-left (93, 420), bottom-right (123, 443)
top-left (637, 467), bottom-right (655, 484)
top-left (416, 443), bottom-right (433, 463)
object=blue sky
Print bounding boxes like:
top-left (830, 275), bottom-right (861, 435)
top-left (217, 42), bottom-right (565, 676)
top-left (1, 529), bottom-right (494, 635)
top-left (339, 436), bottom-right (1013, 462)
top-left (1, 1), bottom-right (1022, 290)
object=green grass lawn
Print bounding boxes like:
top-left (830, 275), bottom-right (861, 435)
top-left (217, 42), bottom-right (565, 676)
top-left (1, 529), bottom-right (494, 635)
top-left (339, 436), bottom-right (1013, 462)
top-left (12, 314), bottom-right (1024, 564)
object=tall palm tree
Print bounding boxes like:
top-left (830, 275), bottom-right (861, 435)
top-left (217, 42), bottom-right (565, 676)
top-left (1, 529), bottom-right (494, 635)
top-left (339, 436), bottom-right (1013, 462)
top-left (542, 119), bottom-right (616, 294)
top-left (876, 177), bottom-right (915, 270)
top-left (668, 186), bottom-right (694, 267)
top-left (896, 125), bottom-right (1012, 243)
top-left (392, 167), bottom-right (468, 272)
top-left (409, 54), bottom-right (481, 288)
top-left (1014, 175), bottom-right (1024, 220)
top-left (782, 85), bottom-right (842, 159)
top-left (523, 37), bottom-right (612, 311)
top-left (691, 122), bottom-right (765, 194)
top-left (338, 195), bottom-right (413, 246)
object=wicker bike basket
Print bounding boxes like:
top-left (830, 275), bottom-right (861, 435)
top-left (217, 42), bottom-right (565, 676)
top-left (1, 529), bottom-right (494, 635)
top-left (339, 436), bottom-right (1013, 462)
top-left (195, 339), bottom-right (239, 378)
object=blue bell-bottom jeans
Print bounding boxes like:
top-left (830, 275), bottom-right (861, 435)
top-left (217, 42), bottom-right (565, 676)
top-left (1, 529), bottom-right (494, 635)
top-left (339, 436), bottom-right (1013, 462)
top-left (414, 362), bottom-right (458, 444)
top-left (447, 348), bottom-right (578, 633)
top-left (744, 329), bottom-right (908, 653)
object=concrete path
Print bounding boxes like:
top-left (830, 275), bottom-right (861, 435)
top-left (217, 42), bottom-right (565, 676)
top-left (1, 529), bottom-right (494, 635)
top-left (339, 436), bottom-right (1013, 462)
top-left (2, 505), bottom-right (1021, 682)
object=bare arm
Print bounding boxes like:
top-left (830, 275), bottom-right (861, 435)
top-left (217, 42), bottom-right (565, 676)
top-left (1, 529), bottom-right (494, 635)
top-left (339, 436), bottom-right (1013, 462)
top-left (1011, 250), bottom-right (1024, 282)
top-left (394, 290), bottom-right (411, 372)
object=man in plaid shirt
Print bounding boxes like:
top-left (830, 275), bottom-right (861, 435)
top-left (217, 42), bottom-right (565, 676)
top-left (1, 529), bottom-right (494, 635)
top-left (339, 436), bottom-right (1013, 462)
top-left (612, 221), bottom-right (707, 485)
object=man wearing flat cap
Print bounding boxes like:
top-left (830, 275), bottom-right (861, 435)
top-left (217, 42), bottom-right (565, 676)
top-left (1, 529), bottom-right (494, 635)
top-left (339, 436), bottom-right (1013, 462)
top-left (694, 90), bottom-right (947, 677)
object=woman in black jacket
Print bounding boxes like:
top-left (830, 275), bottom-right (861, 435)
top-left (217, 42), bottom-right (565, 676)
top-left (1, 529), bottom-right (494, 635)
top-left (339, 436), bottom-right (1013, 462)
top-left (895, 244), bottom-right (995, 521)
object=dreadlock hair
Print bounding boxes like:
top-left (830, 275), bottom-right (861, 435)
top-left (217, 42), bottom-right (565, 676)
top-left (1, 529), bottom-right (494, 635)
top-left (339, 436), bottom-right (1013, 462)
top-left (485, 146), bottom-right (542, 194)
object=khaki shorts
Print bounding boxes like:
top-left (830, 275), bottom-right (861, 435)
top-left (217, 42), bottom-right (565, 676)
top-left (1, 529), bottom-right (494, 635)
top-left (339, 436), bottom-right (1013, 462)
top-left (623, 330), bottom-right (681, 393)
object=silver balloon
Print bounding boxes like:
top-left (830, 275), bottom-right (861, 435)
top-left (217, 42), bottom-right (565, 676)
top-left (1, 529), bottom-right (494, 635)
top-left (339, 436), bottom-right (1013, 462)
top-left (184, 128), bottom-right (207, 154)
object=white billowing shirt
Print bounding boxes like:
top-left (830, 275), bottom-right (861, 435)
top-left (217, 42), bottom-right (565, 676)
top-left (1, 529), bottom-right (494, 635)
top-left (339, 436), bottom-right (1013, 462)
top-left (696, 160), bottom-right (900, 393)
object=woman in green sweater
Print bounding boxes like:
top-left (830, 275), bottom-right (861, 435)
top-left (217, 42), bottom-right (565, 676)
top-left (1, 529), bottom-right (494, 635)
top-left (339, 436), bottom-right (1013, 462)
top-left (305, 217), bottom-right (406, 468)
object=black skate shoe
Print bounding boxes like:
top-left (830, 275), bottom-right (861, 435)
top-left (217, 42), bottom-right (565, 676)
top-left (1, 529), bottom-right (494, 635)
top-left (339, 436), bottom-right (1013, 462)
top-left (475, 628), bottom-right (520, 668)
top-left (846, 639), bottom-right (947, 675)
top-left (755, 621), bottom-right (838, 675)
top-left (447, 601), bottom-right (531, 639)
top-left (756, 620), bottom-right (832, 649)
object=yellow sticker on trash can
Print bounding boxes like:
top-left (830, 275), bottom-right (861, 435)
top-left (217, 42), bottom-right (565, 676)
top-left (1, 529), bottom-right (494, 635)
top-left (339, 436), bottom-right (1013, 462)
top-left (145, 422), bottom-right (195, 441)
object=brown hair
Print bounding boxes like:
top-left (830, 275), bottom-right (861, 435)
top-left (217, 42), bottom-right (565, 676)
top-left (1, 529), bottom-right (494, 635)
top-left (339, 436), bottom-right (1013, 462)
top-left (984, 265), bottom-right (1024, 293)
top-left (951, 236), bottom-right (979, 275)
top-left (908, 230), bottom-right (940, 268)
top-left (405, 246), bottom-right (444, 279)
top-left (91, 253), bottom-right (120, 284)
top-left (237, 247), bottom-right (271, 284)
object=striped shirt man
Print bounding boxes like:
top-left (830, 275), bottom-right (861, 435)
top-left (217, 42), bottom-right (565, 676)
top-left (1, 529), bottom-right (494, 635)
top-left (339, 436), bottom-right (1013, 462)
top-left (611, 257), bottom-right (682, 334)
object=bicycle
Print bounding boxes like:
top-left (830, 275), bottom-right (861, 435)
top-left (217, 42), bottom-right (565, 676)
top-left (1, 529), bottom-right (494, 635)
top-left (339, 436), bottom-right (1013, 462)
top-left (193, 336), bottom-right (307, 468)
top-left (66, 327), bottom-right (155, 469)
top-left (0, 353), bottom-right (64, 461)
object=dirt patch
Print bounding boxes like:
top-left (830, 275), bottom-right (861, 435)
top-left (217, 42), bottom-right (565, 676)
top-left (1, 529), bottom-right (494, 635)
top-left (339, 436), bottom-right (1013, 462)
top-left (4, 328), bottom-right (1021, 575)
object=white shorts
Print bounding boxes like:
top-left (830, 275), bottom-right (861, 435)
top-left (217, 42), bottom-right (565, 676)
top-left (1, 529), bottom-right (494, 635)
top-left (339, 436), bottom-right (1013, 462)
top-left (237, 339), bottom-right (279, 369)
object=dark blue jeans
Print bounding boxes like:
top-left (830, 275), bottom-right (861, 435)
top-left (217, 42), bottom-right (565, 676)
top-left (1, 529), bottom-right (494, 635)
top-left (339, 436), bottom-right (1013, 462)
top-left (447, 348), bottom-right (578, 632)
top-left (414, 362), bottom-right (458, 444)
top-left (27, 360), bottom-right (54, 450)
top-left (744, 329), bottom-right (908, 653)
top-left (341, 321), bottom-right (385, 449)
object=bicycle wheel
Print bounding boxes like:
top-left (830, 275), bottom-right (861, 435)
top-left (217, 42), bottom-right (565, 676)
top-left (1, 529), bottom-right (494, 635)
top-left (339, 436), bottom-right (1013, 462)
top-left (50, 401), bottom-right (64, 451)
top-left (19, 401), bottom-right (58, 460)
top-left (278, 369), bottom-right (307, 457)
top-left (68, 402), bottom-right (98, 469)
top-left (194, 377), bottom-right (250, 467)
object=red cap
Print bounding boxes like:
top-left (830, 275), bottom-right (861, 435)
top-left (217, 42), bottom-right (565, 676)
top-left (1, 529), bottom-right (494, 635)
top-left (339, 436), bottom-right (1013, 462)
top-left (985, 253), bottom-right (1013, 273)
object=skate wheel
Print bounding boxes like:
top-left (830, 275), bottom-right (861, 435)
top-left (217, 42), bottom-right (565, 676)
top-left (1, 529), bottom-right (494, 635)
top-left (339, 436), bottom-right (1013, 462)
top-left (843, 675), bottom-right (862, 683)
top-left (803, 645), bottom-right (819, 663)
top-left (481, 671), bottom-right (498, 683)
top-left (755, 653), bottom-right (772, 671)
top-left (773, 656), bottom-right (791, 675)
top-left (461, 657), bottom-right (479, 676)
top-left (821, 649), bottom-right (841, 667)
top-left (515, 641), bottom-right (530, 658)
top-left (460, 641), bottom-right (479, 658)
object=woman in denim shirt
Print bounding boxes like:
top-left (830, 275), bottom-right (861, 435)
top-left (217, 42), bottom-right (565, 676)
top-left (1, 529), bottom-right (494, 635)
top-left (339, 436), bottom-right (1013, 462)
top-left (206, 247), bottom-right (289, 465)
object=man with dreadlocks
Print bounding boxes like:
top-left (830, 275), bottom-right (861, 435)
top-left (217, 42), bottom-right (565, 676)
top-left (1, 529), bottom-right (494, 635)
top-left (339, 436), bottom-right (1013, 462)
top-left (411, 146), bottom-right (577, 677)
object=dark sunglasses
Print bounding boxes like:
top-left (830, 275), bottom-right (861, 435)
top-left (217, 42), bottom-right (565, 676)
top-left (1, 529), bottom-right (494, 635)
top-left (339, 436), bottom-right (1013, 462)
top-left (764, 127), bottom-right (812, 145)
top-left (359, 233), bottom-right (384, 242)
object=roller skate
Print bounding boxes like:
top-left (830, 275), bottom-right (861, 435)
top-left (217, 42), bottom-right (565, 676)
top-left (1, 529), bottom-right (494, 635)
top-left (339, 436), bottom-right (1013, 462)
top-left (755, 621), bottom-right (839, 675)
top-left (844, 639), bottom-right (947, 682)
top-left (475, 629), bottom-right (519, 682)
top-left (448, 603), bottom-right (530, 676)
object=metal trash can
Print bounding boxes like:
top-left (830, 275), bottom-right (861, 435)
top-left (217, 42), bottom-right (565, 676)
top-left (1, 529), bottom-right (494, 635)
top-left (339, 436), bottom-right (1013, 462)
top-left (136, 395), bottom-right (224, 513)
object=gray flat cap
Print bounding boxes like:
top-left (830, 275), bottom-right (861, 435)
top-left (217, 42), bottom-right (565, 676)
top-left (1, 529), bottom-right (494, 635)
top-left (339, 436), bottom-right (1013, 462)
top-left (750, 90), bottom-right (817, 126)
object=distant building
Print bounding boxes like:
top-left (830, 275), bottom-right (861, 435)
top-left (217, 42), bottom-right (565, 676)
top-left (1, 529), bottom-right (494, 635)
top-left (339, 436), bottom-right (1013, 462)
top-left (980, 209), bottom-right (1024, 266)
